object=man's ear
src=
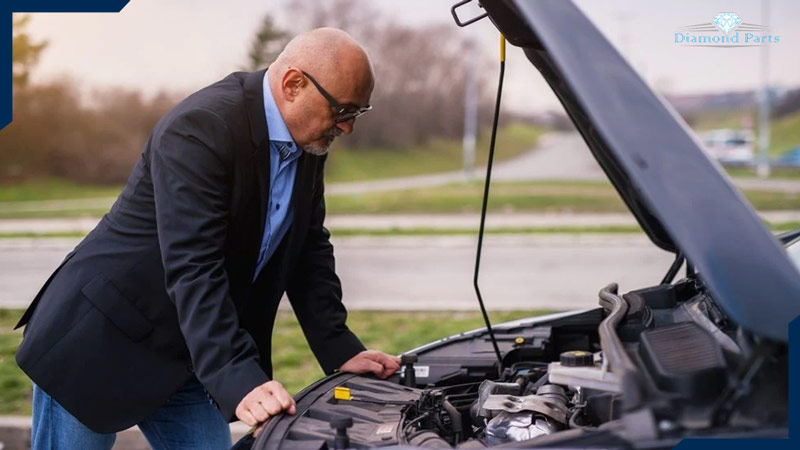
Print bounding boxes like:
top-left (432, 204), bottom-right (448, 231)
top-left (281, 68), bottom-right (305, 102)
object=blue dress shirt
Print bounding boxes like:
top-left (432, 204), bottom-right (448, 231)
top-left (254, 71), bottom-right (302, 279)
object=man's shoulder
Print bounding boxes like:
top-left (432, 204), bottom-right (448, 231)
top-left (171, 71), bottom-right (252, 123)
top-left (144, 71), bottom-right (264, 164)
top-left (148, 71), bottom-right (264, 146)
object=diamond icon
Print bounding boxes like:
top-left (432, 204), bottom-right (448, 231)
top-left (713, 12), bottom-right (741, 34)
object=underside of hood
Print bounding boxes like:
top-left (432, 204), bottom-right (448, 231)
top-left (477, 0), bottom-right (800, 341)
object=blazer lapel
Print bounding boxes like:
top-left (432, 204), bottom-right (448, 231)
top-left (242, 69), bottom-right (271, 236)
top-left (254, 150), bottom-right (270, 237)
top-left (280, 153), bottom-right (317, 264)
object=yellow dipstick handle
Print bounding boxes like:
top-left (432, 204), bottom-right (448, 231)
top-left (500, 34), bottom-right (506, 62)
top-left (334, 386), bottom-right (352, 401)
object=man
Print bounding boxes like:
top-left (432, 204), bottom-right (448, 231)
top-left (14, 28), bottom-right (399, 449)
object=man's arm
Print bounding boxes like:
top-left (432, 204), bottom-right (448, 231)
top-left (286, 155), bottom-right (369, 373)
top-left (150, 107), bottom-right (270, 421)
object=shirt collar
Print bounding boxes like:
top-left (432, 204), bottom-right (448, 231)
top-left (263, 69), bottom-right (296, 145)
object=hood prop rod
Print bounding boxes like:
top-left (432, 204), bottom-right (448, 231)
top-left (473, 34), bottom-right (506, 372)
top-left (660, 251), bottom-right (684, 285)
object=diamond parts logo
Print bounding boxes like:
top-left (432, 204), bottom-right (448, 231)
top-left (675, 12), bottom-right (780, 47)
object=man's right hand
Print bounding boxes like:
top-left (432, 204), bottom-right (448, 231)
top-left (235, 380), bottom-right (296, 436)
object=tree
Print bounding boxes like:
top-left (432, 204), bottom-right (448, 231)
top-left (12, 14), bottom-right (48, 88)
top-left (772, 88), bottom-right (800, 120)
top-left (246, 14), bottom-right (289, 71)
top-left (278, 0), bottom-right (494, 151)
top-left (241, 0), bottom-right (497, 151)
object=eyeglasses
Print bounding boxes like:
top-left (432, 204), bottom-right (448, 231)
top-left (300, 70), bottom-right (372, 123)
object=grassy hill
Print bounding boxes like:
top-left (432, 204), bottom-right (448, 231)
top-left (770, 110), bottom-right (800, 156)
top-left (325, 123), bottom-right (543, 182)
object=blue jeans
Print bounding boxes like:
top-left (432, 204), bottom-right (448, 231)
top-left (31, 376), bottom-right (233, 450)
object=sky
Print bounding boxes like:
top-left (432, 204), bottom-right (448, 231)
top-left (23, 0), bottom-right (800, 114)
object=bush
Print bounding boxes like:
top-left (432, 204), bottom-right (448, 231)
top-left (0, 82), bottom-right (179, 183)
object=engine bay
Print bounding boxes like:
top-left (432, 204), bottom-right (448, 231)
top-left (256, 277), bottom-right (788, 449)
top-left (248, 0), bottom-right (799, 446)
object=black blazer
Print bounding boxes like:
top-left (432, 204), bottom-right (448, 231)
top-left (14, 69), bottom-right (365, 433)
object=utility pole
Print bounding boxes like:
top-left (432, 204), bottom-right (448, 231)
top-left (463, 36), bottom-right (479, 182)
top-left (756, 0), bottom-right (771, 178)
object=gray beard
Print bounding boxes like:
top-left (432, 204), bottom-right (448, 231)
top-left (304, 126), bottom-right (343, 156)
top-left (303, 143), bottom-right (330, 156)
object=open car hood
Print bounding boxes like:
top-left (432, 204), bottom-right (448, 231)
top-left (478, 0), bottom-right (800, 341)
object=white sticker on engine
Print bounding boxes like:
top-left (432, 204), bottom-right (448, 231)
top-left (375, 424), bottom-right (394, 435)
top-left (400, 366), bottom-right (430, 378)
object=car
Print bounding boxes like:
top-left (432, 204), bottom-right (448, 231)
top-left (776, 146), bottom-right (800, 167)
top-left (250, 0), bottom-right (800, 448)
top-left (700, 129), bottom-right (755, 166)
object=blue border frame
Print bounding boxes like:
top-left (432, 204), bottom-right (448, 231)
top-left (2, 2), bottom-right (796, 448)
top-left (1, 1), bottom-right (129, 129)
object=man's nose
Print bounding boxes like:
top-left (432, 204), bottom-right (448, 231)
top-left (336, 118), bottom-right (355, 135)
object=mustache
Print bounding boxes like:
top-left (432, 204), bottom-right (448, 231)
top-left (322, 126), bottom-right (344, 139)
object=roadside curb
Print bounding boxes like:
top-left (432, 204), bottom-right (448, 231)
top-left (0, 416), bottom-right (251, 450)
top-left (2, 211), bottom-right (800, 235)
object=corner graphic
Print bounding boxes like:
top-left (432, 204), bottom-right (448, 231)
top-left (1, 1), bottom-right (130, 131)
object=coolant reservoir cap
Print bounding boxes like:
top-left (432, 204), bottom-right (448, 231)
top-left (560, 350), bottom-right (594, 367)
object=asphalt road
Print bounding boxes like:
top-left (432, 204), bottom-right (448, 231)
top-left (325, 133), bottom-right (604, 195)
top-left (1, 235), bottom-right (674, 311)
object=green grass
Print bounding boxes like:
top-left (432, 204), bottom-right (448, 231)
top-left (0, 227), bottom-right (645, 240)
top-left (0, 231), bottom-right (90, 239)
top-left (326, 180), bottom-right (623, 214)
top-left (0, 309), bottom-right (28, 415)
top-left (0, 308), bottom-right (552, 416)
top-left (0, 209), bottom-right (112, 219)
top-left (0, 178), bottom-right (122, 203)
top-left (770, 111), bottom-right (800, 156)
top-left (771, 221), bottom-right (800, 232)
top-left (2, 179), bottom-right (800, 219)
top-left (324, 123), bottom-right (544, 182)
top-left (327, 222), bottom-right (800, 235)
top-left (5, 221), bottom-right (800, 240)
top-left (743, 190), bottom-right (800, 211)
top-left (329, 226), bottom-right (644, 236)
top-left (726, 167), bottom-right (800, 179)
top-left (325, 180), bottom-right (800, 215)
top-left (686, 108), bottom-right (754, 131)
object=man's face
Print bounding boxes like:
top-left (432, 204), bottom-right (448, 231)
top-left (304, 120), bottom-right (344, 156)
top-left (286, 68), bottom-right (373, 156)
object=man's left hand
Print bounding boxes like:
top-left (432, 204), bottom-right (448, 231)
top-left (339, 350), bottom-right (400, 379)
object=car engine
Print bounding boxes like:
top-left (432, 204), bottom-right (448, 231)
top-left (255, 276), bottom-right (789, 449)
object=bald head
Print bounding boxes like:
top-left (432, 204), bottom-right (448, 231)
top-left (268, 28), bottom-right (374, 155)
top-left (271, 28), bottom-right (374, 99)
